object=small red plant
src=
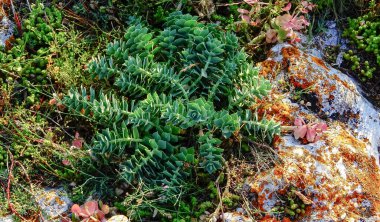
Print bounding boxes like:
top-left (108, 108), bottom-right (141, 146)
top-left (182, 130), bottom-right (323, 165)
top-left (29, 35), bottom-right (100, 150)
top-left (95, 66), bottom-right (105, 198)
top-left (293, 117), bottom-right (327, 143)
top-left (237, 0), bottom-right (317, 44)
top-left (70, 200), bottom-right (110, 222)
top-left (72, 132), bottom-right (84, 149)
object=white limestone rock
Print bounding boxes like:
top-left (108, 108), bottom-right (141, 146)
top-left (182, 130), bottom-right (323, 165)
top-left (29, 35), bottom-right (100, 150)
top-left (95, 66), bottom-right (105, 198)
top-left (107, 215), bottom-right (130, 222)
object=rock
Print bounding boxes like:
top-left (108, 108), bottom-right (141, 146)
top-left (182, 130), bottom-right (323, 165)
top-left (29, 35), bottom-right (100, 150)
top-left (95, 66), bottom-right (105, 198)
top-left (221, 213), bottom-right (252, 222)
top-left (0, 187), bottom-right (72, 221)
top-left (35, 188), bottom-right (72, 220)
top-left (235, 208), bottom-right (244, 214)
top-left (115, 187), bottom-right (124, 196)
top-left (0, 216), bottom-right (13, 222)
top-left (107, 215), bottom-right (130, 222)
top-left (308, 21), bottom-right (349, 67)
top-left (0, 16), bottom-right (14, 47)
top-left (240, 43), bottom-right (380, 221)
top-left (263, 44), bottom-right (380, 162)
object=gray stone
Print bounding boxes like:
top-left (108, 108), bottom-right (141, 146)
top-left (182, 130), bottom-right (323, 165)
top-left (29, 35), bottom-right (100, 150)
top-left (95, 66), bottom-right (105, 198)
top-left (107, 215), bottom-right (130, 222)
top-left (222, 213), bottom-right (252, 222)
top-left (35, 188), bottom-right (72, 221)
top-left (247, 43), bottom-right (380, 220)
top-left (0, 188), bottom-right (72, 221)
top-left (0, 215), bottom-right (14, 222)
top-left (297, 21), bottom-right (350, 67)
top-left (0, 16), bottom-right (14, 47)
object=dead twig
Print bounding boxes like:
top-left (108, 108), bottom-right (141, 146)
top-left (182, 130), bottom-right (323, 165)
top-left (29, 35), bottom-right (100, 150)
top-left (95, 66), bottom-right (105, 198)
top-left (25, 0), bottom-right (31, 11)
top-left (9, 0), bottom-right (21, 33)
top-left (208, 161), bottom-right (232, 222)
top-left (14, 160), bottom-right (33, 190)
top-left (6, 151), bottom-right (27, 221)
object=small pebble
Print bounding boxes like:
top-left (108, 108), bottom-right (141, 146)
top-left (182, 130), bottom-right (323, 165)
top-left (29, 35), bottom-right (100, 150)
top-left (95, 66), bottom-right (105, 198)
top-left (115, 188), bottom-right (124, 196)
top-left (236, 208), bottom-right (244, 214)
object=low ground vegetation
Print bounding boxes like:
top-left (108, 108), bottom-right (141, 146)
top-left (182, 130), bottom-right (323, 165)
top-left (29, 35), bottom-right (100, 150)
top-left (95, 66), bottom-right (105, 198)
top-left (0, 0), bottom-right (378, 221)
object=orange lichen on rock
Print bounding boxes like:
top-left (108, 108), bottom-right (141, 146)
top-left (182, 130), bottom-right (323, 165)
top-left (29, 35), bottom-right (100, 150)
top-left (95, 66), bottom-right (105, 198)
top-left (259, 60), bottom-right (281, 80)
top-left (289, 75), bottom-right (314, 90)
top-left (311, 56), bottom-right (330, 71)
top-left (328, 129), bottom-right (367, 152)
top-left (281, 47), bottom-right (300, 59)
top-left (331, 74), bottom-right (356, 92)
top-left (260, 215), bottom-right (280, 222)
top-left (243, 44), bottom-right (380, 221)
top-left (253, 98), bottom-right (296, 125)
top-left (247, 121), bottom-right (380, 220)
top-left (4, 35), bottom-right (14, 50)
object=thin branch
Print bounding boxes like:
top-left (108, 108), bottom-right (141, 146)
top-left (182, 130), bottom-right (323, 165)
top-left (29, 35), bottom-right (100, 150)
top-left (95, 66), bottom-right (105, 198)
top-left (6, 151), bottom-right (28, 221)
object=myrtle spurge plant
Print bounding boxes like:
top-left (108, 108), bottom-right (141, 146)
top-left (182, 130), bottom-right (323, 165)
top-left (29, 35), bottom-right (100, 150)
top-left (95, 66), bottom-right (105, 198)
top-left (60, 12), bottom-right (280, 199)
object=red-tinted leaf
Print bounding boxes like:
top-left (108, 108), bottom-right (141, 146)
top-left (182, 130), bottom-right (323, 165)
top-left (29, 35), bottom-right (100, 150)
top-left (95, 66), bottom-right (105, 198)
top-left (49, 98), bottom-right (57, 105)
top-left (302, 1), bottom-right (317, 10)
top-left (297, 16), bottom-right (310, 27)
top-left (265, 29), bottom-right (278, 43)
top-left (294, 125), bottom-right (307, 139)
top-left (290, 36), bottom-right (302, 43)
top-left (96, 210), bottom-right (106, 220)
top-left (306, 127), bottom-right (317, 142)
top-left (294, 118), bottom-right (327, 143)
top-left (300, 8), bottom-right (309, 13)
top-left (314, 134), bottom-right (321, 142)
top-left (309, 3), bottom-right (317, 10)
top-left (101, 204), bottom-right (110, 214)
top-left (72, 132), bottom-right (83, 149)
top-left (62, 159), bottom-right (71, 166)
top-left (36, 139), bottom-right (45, 143)
top-left (71, 204), bottom-right (82, 215)
top-left (276, 14), bottom-right (310, 31)
top-left (57, 103), bottom-right (66, 111)
top-left (282, 2), bottom-right (292, 11)
top-left (276, 14), bottom-right (293, 30)
top-left (241, 15), bottom-right (251, 23)
top-left (61, 217), bottom-right (72, 222)
top-left (294, 117), bottom-right (305, 126)
top-left (83, 201), bottom-right (99, 216)
top-left (301, 1), bottom-right (308, 7)
top-left (244, 0), bottom-right (258, 4)
top-left (249, 18), bottom-right (261, 26)
top-left (315, 122), bottom-right (328, 132)
top-left (237, 8), bottom-right (250, 14)
top-left (13, 12), bottom-right (22, 33)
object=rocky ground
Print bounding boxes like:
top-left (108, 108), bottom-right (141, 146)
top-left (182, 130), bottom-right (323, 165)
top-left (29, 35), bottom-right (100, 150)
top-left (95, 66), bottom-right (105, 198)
top-left (221, 32), bottom-right (380, 221)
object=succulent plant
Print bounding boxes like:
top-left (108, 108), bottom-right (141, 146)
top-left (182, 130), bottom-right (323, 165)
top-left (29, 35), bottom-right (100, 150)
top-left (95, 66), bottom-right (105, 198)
top-left (70, 200), bottom-right (110, 222)
top-left (293, 117), bottom-right (327, 143)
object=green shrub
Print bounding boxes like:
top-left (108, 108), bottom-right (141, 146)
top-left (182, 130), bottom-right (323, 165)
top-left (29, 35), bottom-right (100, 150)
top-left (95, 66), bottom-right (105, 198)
top-left (60, 12), bottom-right (280, 218)
top-left (71, 0), bottom-right (181, 29)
